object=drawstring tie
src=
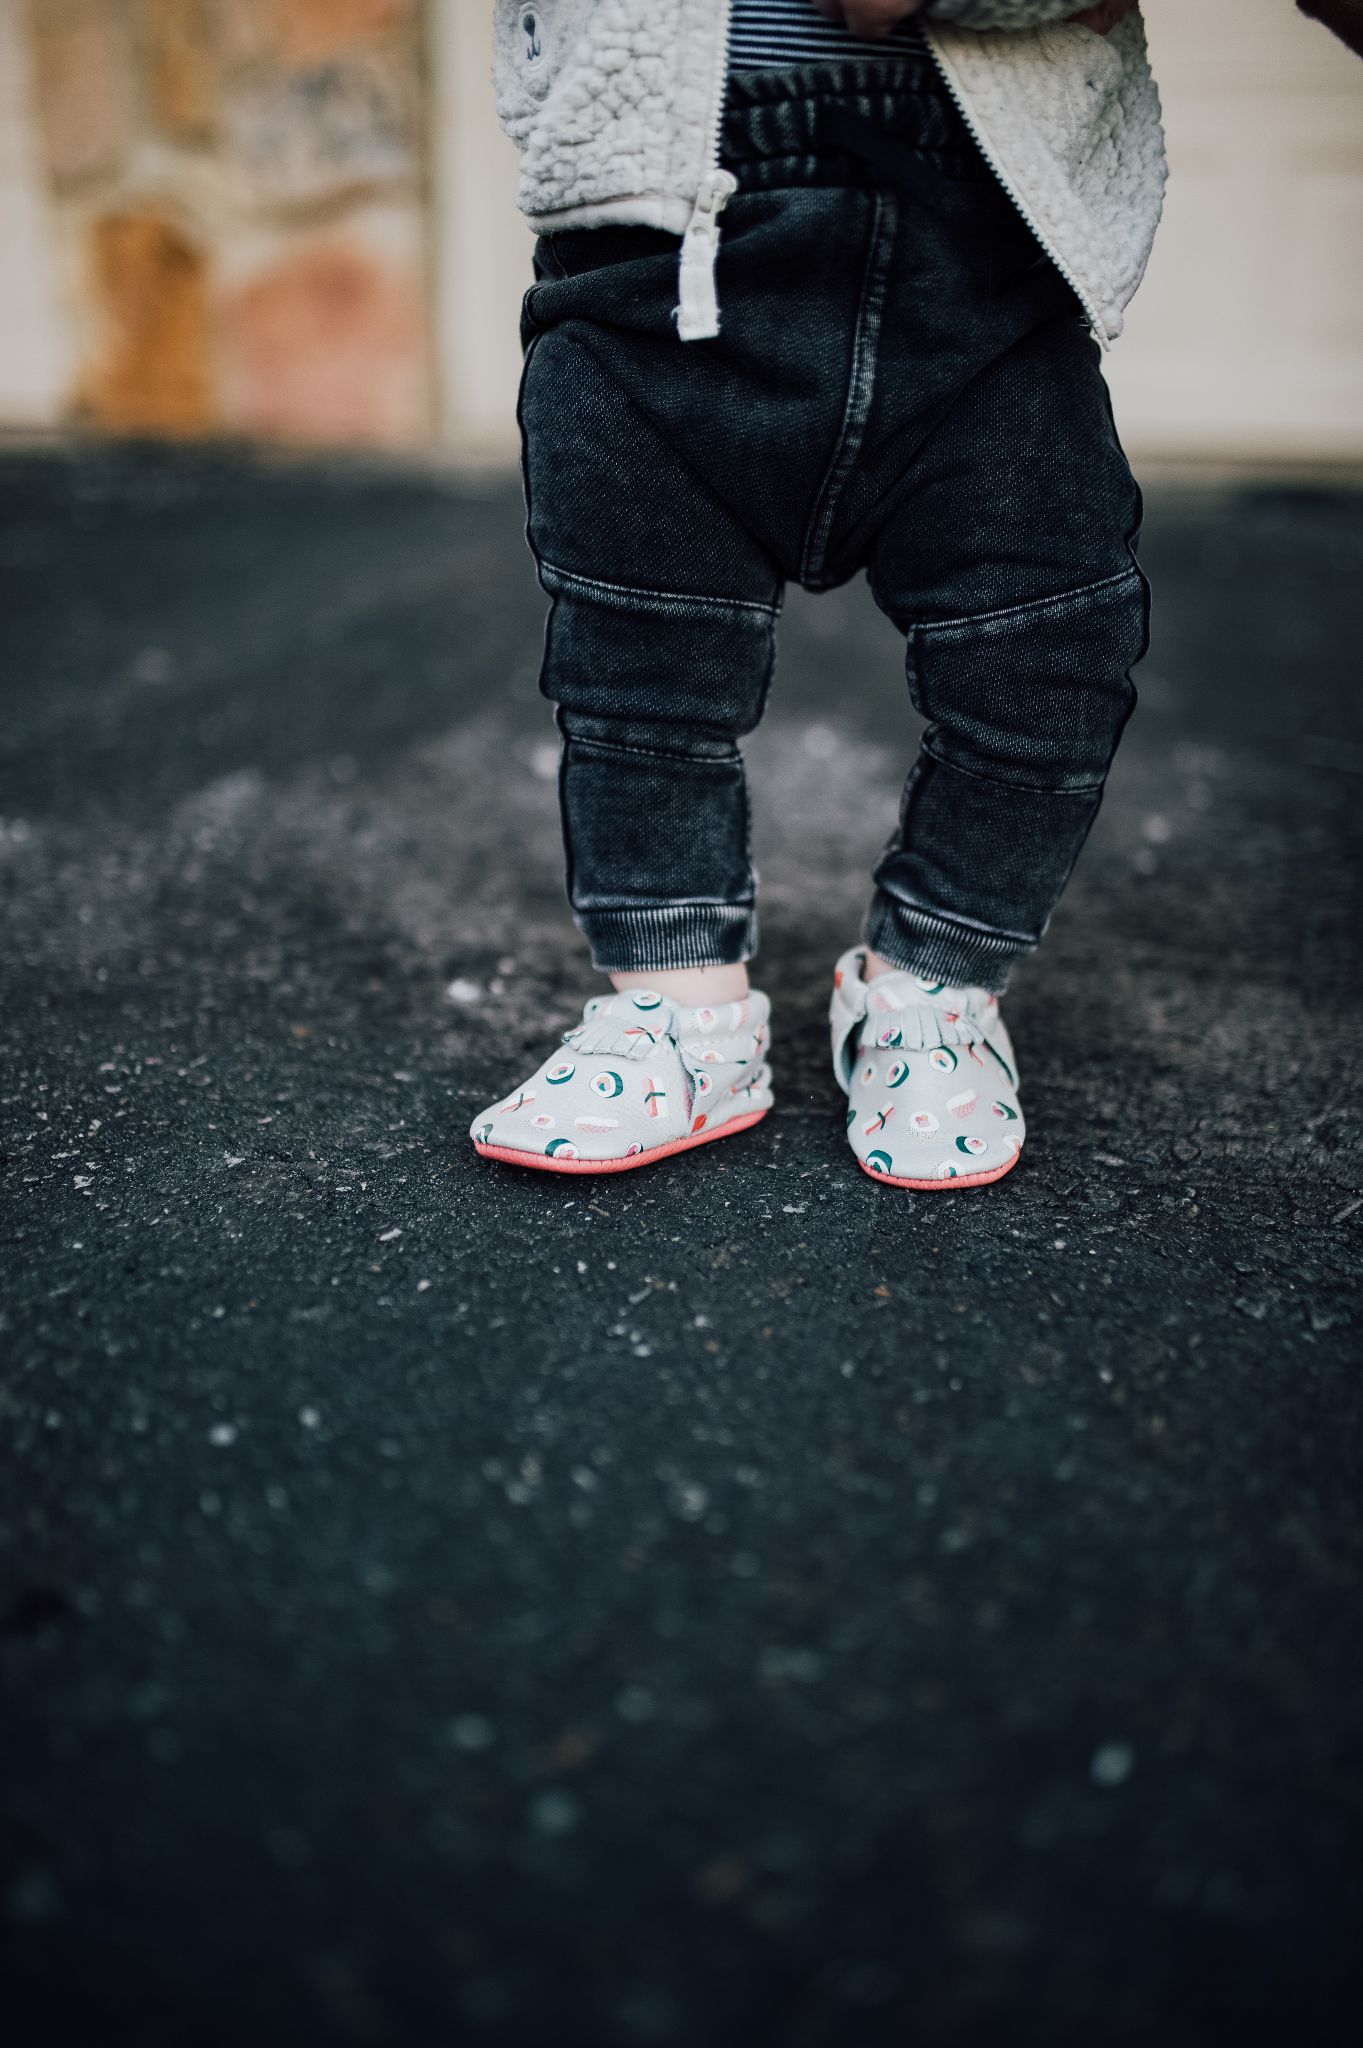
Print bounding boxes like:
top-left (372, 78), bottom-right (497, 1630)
top-left (676, 169), bottom-right (738, 341)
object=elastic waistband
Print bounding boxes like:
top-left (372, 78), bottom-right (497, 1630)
top-left (720, 54), bottom-right (987, 188)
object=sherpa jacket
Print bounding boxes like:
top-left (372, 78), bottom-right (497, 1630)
top-left (492, 1), bottom-right (1166, 345)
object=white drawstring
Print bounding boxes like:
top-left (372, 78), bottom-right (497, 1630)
top-left (675, 168), bottom-right (738, 341)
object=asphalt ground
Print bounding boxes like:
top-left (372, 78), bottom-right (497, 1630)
top-left (2, 448), bottom-right (1361, 2046)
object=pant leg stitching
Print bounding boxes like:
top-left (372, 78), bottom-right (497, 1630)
top-left (902, 562), bottom-right (1144, 640)
top-left (538, 558), bottom-right (780, 622)
top-left (575, 896), bottom-right (755, 912)
top-left (866, 892), bottom-right (1038, 949)
top-left (799, 187), bottom-right (898, 587)
top-left (918, 734), bottom-right (1109, 797)
top-left (564, 732), bottom-right (742, 766)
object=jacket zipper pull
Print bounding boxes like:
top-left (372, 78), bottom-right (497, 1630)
top-left (675, 168), bottom-right (738, 343)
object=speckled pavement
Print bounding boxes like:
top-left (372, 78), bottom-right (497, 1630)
top-left (2, 451), bottom-right (1361, 2046)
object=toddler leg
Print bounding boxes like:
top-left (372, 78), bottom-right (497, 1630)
top-left (521, 316), bottom-right (783, 979)
top-left (831, 313), bottom-right (1149, 1189)
top-left (470, 258), bottom-right (783, 1173)
top-left (863, 315), bottom-right (1150, 992)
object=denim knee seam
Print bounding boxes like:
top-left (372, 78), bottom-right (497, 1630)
top-left (903, 562), bottom-right (1142, 637)
top-left (539, 558), bottom-right (781, 624)
top-left (918, 734), bottom-right (1108, 798)
top-left (564, 730), bottom-right (742, 768)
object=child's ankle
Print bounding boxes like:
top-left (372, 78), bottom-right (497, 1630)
top-left (611, 963), bottom-right (750, 1006)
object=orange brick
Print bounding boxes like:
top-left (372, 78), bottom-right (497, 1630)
top-left (142, 0), bottom-right (218, 139)
top-left (31, 7), bottom-right (133, 187)
top-left (220, 237), bottom-right (427, 446)
top-left (275, 0), bottom-right (411, 67)
top-left (81, 211), bottom-right (217, 436)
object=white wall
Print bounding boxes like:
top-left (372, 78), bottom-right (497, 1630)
top-left (429, 0), bottom-right (529, 459)
top-left (1106, 0), bottom-right (1363, 461)
top-left (0, 0), bottom-right (73, 429)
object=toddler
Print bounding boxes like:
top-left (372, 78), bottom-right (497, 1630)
top-left (471, 0), bottom-right (1164, 1188)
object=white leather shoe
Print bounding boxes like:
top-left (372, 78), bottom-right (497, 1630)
top-left (471, 987), bottom-right (772, 1174)
top-left (830, 948), bottom-right (1023, 1189)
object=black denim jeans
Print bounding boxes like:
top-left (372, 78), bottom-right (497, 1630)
top-left (518, 54), bottom-right (1150, 991)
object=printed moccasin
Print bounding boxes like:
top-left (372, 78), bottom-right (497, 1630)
top-left (471, 987), bottom-right (773, 1173)
top-left (830, 948), bottom-right (1023, 1189)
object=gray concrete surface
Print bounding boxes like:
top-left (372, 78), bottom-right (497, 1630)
top-left (2, 449), bottom-right (1361, 2046)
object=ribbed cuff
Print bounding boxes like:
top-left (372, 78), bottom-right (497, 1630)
top-left (576, 903), bottom-right (758, 974)
top-left (862, 891), bottom-right (1031, 996)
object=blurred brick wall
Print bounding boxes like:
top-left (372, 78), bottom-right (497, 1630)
top-left (25, 0), bottom-right (432, 445)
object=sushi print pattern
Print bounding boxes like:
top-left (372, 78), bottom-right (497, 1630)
top-left (470, 987), bottom-right (773, 1169)
top-left (829, 947), bottom-right (1024, 1189)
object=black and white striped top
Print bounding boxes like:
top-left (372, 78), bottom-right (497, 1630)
top-left (728, 0), bottom-right (926, 69)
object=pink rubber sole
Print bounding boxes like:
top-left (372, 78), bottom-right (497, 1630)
top-left (473, 1107), bottom-right (769, 1175)
top-left (860, 1147), bottom-right (1022, 1192)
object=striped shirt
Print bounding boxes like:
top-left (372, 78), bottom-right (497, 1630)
top-left (728, 0), bottom-right (926, 69)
